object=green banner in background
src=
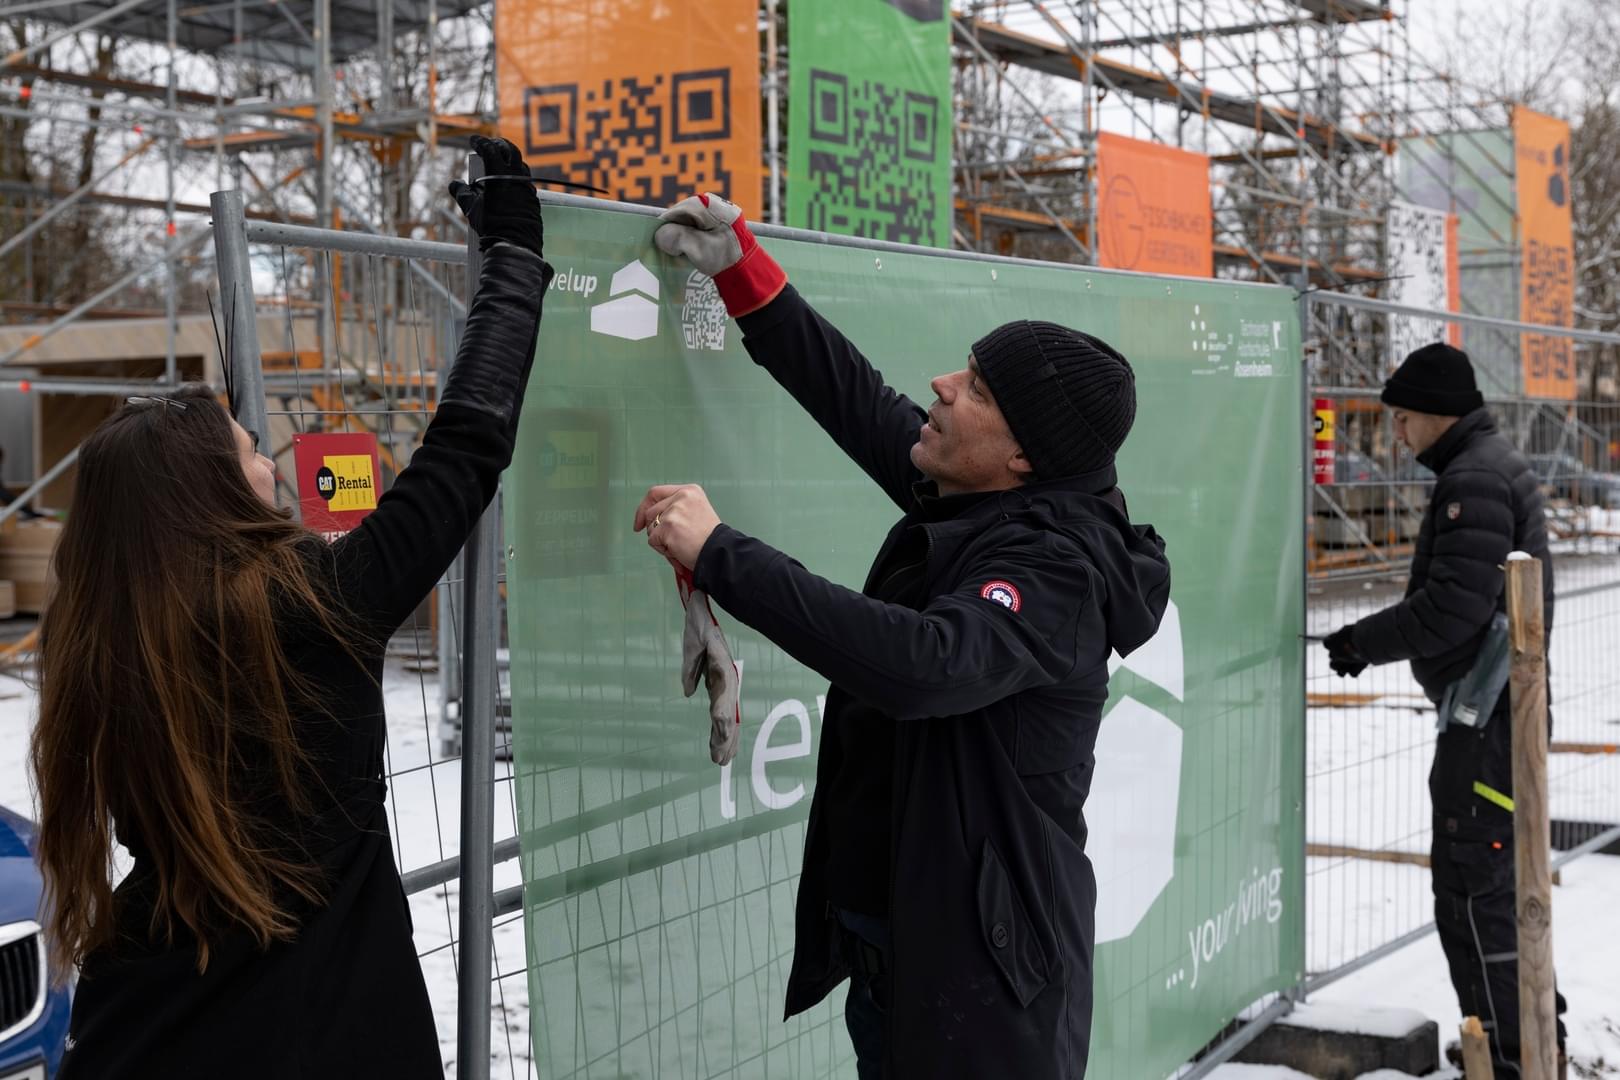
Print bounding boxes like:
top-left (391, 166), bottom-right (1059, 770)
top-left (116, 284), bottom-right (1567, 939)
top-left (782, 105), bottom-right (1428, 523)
top-left (786, 0), bottom-right (952, 246)
top-left (1400, 131), bottom-right (1520, 395)
top-left (505, 205), bottom-right (1305, 1077)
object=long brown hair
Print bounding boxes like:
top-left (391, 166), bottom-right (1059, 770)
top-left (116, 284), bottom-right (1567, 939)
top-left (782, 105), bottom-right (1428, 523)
top-left (32, 386), bottom-right (352, 977)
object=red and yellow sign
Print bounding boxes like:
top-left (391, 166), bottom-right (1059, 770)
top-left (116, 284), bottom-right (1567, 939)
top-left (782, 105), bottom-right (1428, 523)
top-left (1313, 399), bottom-right (1335, 485)
top-left (293, 432), bottom-right (382, 541)
top-left (1514, 107), bottom-right (1576, 399)
top-left (1095, 132), bottom-right (1213, 277)
top-left (494, 0), bottom-right (762, 209)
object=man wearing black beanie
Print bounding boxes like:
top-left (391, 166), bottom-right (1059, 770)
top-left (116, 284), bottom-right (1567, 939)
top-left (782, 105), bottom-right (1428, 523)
top-left (636, 192), bottom-right (1171, 1079)
top-left (1323, 342), bottom-right (1567, 1074)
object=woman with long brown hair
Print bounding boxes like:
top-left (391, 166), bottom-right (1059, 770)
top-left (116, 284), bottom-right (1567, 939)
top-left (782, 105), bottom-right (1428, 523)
top-left (31, 136), bottom-right (551, 1078)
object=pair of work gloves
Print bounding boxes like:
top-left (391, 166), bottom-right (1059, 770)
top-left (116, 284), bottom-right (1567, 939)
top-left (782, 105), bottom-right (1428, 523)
top-left (1322, 626), bottom-right (1368, 678)
top-left (652, 194), bottom-right (781, 764)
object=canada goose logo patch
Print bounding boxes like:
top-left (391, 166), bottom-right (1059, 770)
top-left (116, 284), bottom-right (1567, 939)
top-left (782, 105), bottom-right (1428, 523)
top-left (980, 580), bottom-right (1022, 612)
top-left (1446, 502), bottom-right (1462, 521)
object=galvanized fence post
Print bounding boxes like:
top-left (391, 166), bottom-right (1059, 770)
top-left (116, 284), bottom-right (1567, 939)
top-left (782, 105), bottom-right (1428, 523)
top-left (1294, 281), bottom-right (1313, 1005)
top-left (209, 189), bottom-right (269, 441)
top-left (454, 151), bottom-right (497, 1080)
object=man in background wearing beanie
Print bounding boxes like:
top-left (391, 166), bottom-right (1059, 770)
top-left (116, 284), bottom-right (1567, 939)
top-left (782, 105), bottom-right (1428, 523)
top-left (636, 193), bottom-right (1171, 1079)
top-left (1324, 342), bottom-right (1566, 1075)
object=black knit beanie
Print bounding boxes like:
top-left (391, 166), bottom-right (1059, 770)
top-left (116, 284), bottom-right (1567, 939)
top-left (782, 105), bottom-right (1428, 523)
top-left (971, 320), bottom-right (1136, 480)
top-left (1381, 343), bottom-right (1484, 416)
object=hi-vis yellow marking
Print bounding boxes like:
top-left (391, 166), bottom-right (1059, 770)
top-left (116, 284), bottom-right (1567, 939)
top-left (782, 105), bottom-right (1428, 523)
top-left (323, 454), bottom-right (378, 512)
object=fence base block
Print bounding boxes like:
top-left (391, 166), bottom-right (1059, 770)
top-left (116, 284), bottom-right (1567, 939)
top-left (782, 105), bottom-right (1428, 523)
top-left (1552, 819), bottom-right (1620, 856)
top-left (1234, 1003), bottom-right (1439, 1080)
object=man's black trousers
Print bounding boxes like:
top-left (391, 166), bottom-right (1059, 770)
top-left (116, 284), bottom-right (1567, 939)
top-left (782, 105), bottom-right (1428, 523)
top-left (1431, 693), bottom-right (1566, 1072)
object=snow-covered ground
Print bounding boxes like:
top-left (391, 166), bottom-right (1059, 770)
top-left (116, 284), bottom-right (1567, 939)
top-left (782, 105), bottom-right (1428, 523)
top-left (1, 548), bottom-right (1617, 1079)
top-left (1211, 851), bottom-right (1620, 1079)
top-left (1304, 555), bottom-right (1620, 976)
top-left (0, 642), bottom-right (539, 1079)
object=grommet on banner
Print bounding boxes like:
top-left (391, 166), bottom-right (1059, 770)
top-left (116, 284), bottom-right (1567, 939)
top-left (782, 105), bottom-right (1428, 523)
top-left (874, 257), bottom-right (882, 271)
top-left (991, 269), bottom-right (998, 281)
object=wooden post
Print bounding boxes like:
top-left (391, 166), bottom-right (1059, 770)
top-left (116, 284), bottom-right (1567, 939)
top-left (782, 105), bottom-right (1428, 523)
top-left (1506, 553), bottom-right (1556, 1080)
top-left (1460, 1016), bottom-right (1496, 1080)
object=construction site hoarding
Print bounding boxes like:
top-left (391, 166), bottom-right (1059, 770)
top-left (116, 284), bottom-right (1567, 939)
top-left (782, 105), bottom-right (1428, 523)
top-left (1096, 132), bottom-right (1214, 278)
top-left (1514, 107), bottom-right (1577, 400)
top-left (493, 0), bottom-right (763, 208)
top-left (786, 0), bottom-right (952, 246)
top-left (1385, 199), bottom-right (1461, 368)
top-left (504, 201), bottom-right (1305, 1077)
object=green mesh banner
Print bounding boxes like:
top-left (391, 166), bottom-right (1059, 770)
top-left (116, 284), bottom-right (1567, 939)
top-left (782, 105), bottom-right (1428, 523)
top-left (504, 204), bottom-right (1305, 1078)
top-left (784, 0), bottom-right (952, 247)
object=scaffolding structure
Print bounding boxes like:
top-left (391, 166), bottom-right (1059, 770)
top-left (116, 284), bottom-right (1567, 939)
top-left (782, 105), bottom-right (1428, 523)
top-left (0, 2), bottom-right (1544, 388)
top-left (1, 2), bottom-right (1604, 567)
top-left (952, 1), bottom-right (1404, 285)
top-left (0, 0), bottom-right (492, 407)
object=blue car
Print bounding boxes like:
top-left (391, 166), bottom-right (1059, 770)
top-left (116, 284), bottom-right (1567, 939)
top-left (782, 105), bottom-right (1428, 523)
top-left (0, 806), bottom-right (71, 1079)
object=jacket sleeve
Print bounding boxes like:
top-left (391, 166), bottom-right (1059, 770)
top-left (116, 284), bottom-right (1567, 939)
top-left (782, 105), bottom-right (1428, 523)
top-left (692, 523), bottom-right (1089, 719)
top-left (735, 284), bottom-right (926, 511)
top-left (1350, 465), bottom-right (1514, 664)
top-left (327, 242), bottom-right (551, 637)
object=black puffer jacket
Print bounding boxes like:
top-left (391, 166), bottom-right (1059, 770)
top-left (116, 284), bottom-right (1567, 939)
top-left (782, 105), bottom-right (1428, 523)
top-left (1349, 408), bottom-right (1552, 700)
top-left (693, 286), bottom-right (1171, 1079)
top-left (60, 243), bottom-right (551, 1079)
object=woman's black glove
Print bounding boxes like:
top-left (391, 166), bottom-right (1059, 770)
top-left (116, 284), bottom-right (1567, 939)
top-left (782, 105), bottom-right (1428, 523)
top-left (448, 135), bottom-right (545, 258)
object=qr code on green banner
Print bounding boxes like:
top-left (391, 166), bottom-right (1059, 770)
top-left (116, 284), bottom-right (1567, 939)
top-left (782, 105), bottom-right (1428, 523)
top-left (805, 70), bottom-right (941, 245)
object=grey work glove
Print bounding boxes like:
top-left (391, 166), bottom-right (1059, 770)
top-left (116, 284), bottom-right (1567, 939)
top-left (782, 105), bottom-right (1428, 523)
top-left (654, 193), bottom-right (748, 276)
top-left (672, 561), bottom-right (741, 766)
top-left (654, 194), bottom-right (787, 317)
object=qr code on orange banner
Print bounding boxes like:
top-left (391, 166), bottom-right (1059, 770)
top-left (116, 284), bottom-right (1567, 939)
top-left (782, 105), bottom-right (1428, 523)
top-left (523, 70), bottom-right (735, 206)
top-left (804, 70), bottom-right (941, 245)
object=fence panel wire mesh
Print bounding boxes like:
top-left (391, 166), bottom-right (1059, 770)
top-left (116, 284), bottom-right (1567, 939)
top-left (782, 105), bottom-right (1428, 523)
top-left (1302, 296), bottom-right (1620, 991)
top-left (226, 215), bottom-right (536, 1078)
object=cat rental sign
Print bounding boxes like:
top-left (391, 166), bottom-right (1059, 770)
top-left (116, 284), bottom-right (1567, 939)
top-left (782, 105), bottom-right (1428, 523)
top-left (293, 431), bottom-right (382, 541)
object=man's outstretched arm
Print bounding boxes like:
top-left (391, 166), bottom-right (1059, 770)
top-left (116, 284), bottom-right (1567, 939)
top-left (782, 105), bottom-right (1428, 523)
top-left (656, 194), bottom-right (925, 511)
top-left (634, 484), bottom-right (1083, 718)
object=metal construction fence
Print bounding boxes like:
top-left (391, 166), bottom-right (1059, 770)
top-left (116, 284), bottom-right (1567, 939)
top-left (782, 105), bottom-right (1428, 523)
top-left (1299, 289), bottom-right (1620, 1004)
top-left (134, 195), bottom-right (1620, 1079)
top-left (210, 184), bottom-right (532, 1077)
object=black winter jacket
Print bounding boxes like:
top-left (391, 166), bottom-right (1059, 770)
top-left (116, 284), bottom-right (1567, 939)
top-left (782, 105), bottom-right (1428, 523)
top-left (692, 286), bottom-right (1171, 1080)
top-left (1349, 408), bottom-right (1552, 700)
top-left (59, 244), bottom-right (551, 1079)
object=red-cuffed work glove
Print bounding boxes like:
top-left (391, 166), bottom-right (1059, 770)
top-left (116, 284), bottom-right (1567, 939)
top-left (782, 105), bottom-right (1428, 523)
top-left (671, 560), bottom-right (742, 766)
top-left (653, 193), bottom-right (786, 317)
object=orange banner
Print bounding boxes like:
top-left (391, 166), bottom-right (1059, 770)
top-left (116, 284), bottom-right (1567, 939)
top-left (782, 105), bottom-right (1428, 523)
top-left (495, 0), bottom-right (762, 211)
top-left (1095, 133), bottom-right (1213, 277)
top-left (1514, 107), bottom-right (1576, 399)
